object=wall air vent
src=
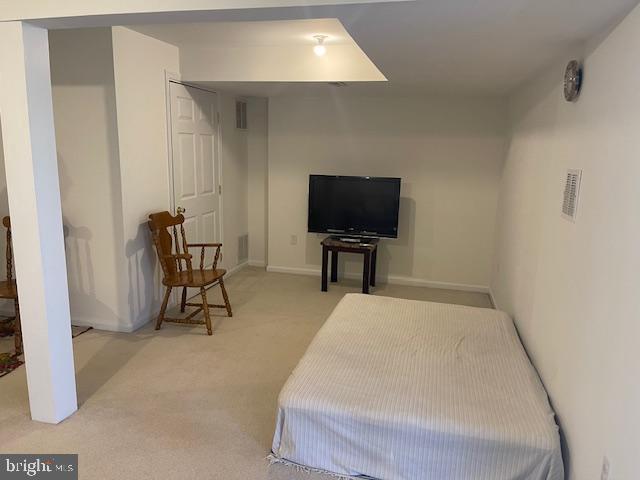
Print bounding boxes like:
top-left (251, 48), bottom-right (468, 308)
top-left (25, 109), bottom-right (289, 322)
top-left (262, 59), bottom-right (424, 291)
top-left (238, 234), bottom-right (249, 263)
top-left (236, 100), bottom-right (247, 129)
top-left (328, 82), bottom-right (348, 87)
top-left (562, 169), bottom-right (582, 221)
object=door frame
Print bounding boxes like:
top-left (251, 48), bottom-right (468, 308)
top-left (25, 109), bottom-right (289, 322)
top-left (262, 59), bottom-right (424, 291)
top-left (164, 70), bottom-right (224, 246)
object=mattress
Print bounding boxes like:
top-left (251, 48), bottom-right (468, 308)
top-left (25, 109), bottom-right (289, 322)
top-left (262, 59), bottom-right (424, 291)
top-left (270, 294), bottom-right (564, 480)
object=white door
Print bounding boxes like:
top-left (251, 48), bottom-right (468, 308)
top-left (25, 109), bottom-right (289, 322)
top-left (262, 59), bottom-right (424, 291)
top-left (169, 82), bottom-right (220, 255)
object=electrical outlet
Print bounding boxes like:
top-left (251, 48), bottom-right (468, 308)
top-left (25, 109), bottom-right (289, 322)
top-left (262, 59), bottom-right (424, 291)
top-left (290, 234), bottom-right (298, 246)
top-left (601, 456), bottom-right (610, 480)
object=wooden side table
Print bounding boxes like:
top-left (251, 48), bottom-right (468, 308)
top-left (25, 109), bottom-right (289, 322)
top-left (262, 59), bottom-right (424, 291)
top-left (321, 236), bottom-right (379, 294)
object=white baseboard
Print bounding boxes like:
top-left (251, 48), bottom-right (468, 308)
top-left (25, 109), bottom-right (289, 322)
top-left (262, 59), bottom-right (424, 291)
top-left (225, 261), bottom-right (249, 278)
top-left (248, 260), bottom-right (266, 268)
top-left (70, 316), bottom-right (142, 333)
top-left (488, 288), bottom-right (500, 310)
top-left (6, 313), bottom-right (150, 334)
top-left (266, 265), bottom-right (319, 277)
top-left (68, 264), bottom-right (249, 334)
top-left (266, 265), bottom-right (489, 294)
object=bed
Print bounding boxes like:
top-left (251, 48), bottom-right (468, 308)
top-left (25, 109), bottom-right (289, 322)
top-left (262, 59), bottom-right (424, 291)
top-left (269, 294), bottom-right (564, 480)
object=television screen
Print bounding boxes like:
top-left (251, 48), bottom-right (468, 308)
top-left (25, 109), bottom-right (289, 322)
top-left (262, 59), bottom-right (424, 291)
top-left (308, 175), bottom-right (401, 238)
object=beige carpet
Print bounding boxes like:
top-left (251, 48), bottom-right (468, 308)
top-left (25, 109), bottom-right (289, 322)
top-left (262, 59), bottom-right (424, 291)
top-left (0, 268), bottom-right (491, 479)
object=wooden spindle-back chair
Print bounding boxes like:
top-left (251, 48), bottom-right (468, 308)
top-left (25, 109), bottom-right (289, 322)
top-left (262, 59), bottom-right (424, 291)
top-left (0, 216), bottom-right (21, 355)
top-left (148, 211), bottom-right (232, 335)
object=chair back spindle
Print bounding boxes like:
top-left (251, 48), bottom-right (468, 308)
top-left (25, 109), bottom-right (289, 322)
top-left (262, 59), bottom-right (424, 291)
top-left (4, 217), bottom-right (13, 283)
top-left (1, 216), bottom-right (21, 355)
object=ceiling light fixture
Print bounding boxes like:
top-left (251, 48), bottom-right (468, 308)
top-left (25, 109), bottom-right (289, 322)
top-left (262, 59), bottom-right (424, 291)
top-left (313, 35), bottom-right (328, 57)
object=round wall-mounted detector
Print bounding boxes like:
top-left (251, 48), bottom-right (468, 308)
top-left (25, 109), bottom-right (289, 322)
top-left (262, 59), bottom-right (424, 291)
top-left (564, 60), bottom-right (583, 102)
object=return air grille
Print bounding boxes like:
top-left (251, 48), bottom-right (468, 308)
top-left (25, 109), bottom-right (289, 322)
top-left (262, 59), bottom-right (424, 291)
top-left (238, 234), bottom-right (249, 263)
top-left (562, 169), bottom-right (582, 221)
top-left (236, 100), bottom-right (247, 129)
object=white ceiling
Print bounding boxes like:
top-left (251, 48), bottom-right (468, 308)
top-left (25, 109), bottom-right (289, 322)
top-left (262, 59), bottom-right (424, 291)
top-left (133, 18), bottom-right (387, 83)
top-left (133, 18), bottom-right (354, 47)
top-left (129, 0), bottom-right (640, 96)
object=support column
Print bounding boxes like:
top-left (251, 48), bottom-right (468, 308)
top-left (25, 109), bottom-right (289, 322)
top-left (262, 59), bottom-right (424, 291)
top-left (0, 22), bottom-right (77, 423)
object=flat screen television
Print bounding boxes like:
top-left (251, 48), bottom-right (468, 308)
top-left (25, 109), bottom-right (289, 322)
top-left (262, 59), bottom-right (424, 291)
top-left (308, 175), bottom-right (401, 238)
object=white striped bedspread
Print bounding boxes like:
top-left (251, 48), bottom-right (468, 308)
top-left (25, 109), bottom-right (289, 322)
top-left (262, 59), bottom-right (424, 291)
top-left (270, 294), bottom-right (563, 480)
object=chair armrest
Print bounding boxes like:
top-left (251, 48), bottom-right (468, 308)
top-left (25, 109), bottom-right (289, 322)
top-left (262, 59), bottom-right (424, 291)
top-left (186, 244), bottom-right (223, 270)
top-left (162, 253), bottom-right (192, 260)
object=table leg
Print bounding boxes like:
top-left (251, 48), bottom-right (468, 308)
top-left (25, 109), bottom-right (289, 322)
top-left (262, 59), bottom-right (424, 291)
top-left (362, 251), bottom-right (371, 294)
top-left (321, 246), bottom-right (328, 292)
top-left (331, 250), bottom-right (338, 282)
top-left (370, 248), bottom-right (377, 287)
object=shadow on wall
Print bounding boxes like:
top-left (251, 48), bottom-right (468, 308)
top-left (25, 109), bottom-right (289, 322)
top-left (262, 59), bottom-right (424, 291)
top-left (303, 194), bottom-right (417, 282)
top-left (58, 152), bottom-right (121, 327)
top-left (63, 217), bottom-right (121, 327)
top-left (125, 222), bottom-right (160, 328)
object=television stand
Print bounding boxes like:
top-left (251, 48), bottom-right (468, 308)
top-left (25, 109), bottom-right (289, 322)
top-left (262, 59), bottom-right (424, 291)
top-left (321, 236), bottom-right (379, 294)
top-left (330, 235), bottom-right (376, 244)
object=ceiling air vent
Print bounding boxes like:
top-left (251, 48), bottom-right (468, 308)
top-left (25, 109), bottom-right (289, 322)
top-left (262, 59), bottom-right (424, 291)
top-left (562, 169), bottom-right (582, 221)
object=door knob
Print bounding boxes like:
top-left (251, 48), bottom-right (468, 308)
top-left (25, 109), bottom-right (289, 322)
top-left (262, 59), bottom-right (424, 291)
top-left (177, 207), bottom-right (186, 215)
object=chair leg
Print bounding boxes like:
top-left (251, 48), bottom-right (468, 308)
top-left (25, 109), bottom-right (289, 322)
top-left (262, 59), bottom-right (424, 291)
top-left (200, 287), bottom-right (213, 335)
top-left (157, 286), bottom-right (172, 330)
top-left (14, 298), bottom-right (22, 356)
top-left (220, 278), bottom-right (233, 317)
top-left (180, 286), bottom-right (187, 313)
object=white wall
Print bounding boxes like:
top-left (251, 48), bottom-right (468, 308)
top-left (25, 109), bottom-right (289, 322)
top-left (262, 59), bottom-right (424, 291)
top-left (111, 26), bottom-right (180, 330)
top-left (25, 27), bottom-right (254, 332)
top-left (0, 30), bottom-right (124, 323)
top-left (49, 28), bottom-right (127, 329)
top-left (491, 6), bottom-right (640, 479)
top-left (267, 95), bottom-right (507, 290)
top-left (111, 28), bottom-right (253, 328)
top-left (247, 97), bottom-right (268, 266)
top-left (218, 94), bottom-right (250, 268)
